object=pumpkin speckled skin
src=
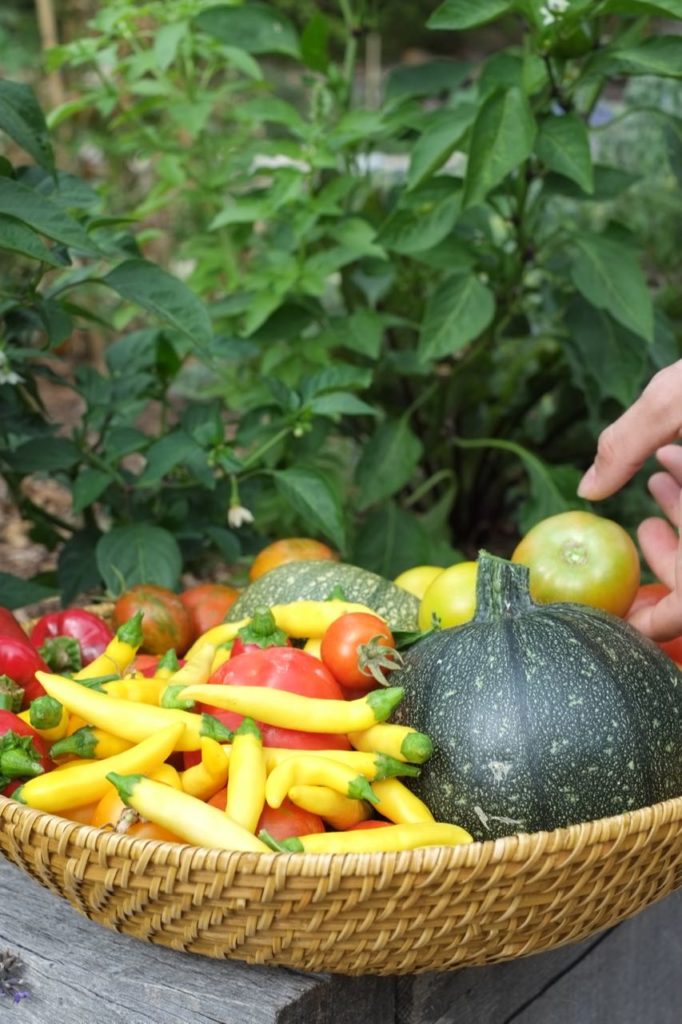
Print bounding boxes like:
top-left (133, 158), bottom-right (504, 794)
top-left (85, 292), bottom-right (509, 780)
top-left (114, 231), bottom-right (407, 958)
top-left (396, 552), bottom-right (682, 842)
top-left (227, 561), bottom-right (420, 631)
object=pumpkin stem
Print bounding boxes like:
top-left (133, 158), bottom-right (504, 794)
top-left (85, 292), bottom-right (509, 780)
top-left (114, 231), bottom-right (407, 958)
top-left (474, 551), bottom-right (534, 621)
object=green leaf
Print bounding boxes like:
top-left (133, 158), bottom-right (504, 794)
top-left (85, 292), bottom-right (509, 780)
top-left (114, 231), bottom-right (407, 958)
top-left (58, 529), bottom-right (102, 607)
top-left (153, 22), bottom-right (188, 70)
top-left (0, 573), bottom-right (57, 610)
top-left (479, 53), bottom-right (548, 97)
top-left (602, 37), bottom-right (682, 79)
top-left (419, 272), bottom-right (495, 361)
top-left (352, 503), bottom-right (436, 579)
top-left (96, 525), bottom-right (182, 595)
top-left (0, 177), bottom-right (100, 254)
top-left (309, 392), bottom-right (378, 418)
top-left (543, 165), bottom-right (638, 200)
top-left (564, 298), bottom-right (648, 414)
top-left (204, 526), bottom-right (241, 563)
top-left (101, 259), bottom-right (213, 350)
top-left (407, 104), bottom-right (476, 191)
top-left (0, 213), bottom-right (67, 267)
top-left (300, 12), bottom-right (329, 72)
top-left (8, 437), bottom-right (81, 472)
top-left (379, 192), bottom-right (461, 255)
top-left (272, 467), bottom-right (346, 553)
top-left (463, 87), bottom-right (536, 209)
top-left (195, 3), bottom-right (300, 58)
top-left (385, 59), bottom-right (471, 101)
top-left (36, 298), bottom-right (73, 347)
top-left (72, 469), bottom-right (111, 515)
top-left (0, 80), bottom-right (55, 173)
top-left (354, 419), bottom-right (423, 511)
top-left (601, 0), bottom-right (682, 12)
top-left (337, 308), bottom-right (386, 359)
top-left (535, 114), bottom-right (593, 194)
top-left (570, 234), bottom-right (654, 342)
top-left (428, 0), bottom-right (514, 29)
top-left (136, 430), bottom-right (207, 487)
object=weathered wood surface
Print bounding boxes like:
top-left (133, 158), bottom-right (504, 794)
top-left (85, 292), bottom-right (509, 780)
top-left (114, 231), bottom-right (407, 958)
top-left (2, 856), bottom-right (682, 1023)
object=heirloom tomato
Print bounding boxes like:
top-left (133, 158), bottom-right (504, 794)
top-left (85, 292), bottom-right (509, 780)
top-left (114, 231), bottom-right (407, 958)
top-left (208, 790), bottom-right (325, 841)
top-left (248, 537), bottom-right (338, 581)
top-left (512, 510), bottom-right (640, 617)
top-left (113, 585), bottom-right (193, 656)
top-left (180, 583), bottom-right (240, 637)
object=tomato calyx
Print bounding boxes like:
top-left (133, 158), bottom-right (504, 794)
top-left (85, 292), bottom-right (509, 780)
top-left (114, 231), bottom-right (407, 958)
top-left (357, 635), bottom-right (404, 687)
top-left (231, 605), bottom-right (289, 659)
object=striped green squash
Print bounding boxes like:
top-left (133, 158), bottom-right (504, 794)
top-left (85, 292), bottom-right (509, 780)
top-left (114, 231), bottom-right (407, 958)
top-left (396, 551), bottom-right (682, 841)
top-left (227, 561), bottom-right (420, 631)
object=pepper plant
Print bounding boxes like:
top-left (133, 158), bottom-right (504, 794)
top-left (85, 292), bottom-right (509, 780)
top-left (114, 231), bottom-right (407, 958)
top-left (2, 0), bottom-right (682, 607)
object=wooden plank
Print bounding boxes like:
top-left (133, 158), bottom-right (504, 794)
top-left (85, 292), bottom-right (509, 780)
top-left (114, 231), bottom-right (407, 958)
top-left (0, 859), bottom-right (393, 1024)
top-left (394, 890), bottom-right (682, 1024)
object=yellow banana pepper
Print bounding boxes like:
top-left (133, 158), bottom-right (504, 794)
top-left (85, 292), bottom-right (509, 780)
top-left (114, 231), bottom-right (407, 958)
top-left (106, 772), bottom-right (270, 853)
top-left (19, 696), bottom-right (69, 742)
top-left (265, 754), bottom-right (378, 810)
top-left (348, 723), bottom-right (434, 764)
top-left (160, 644), bottom-right (216, 709)
top-left (271, 822), bottom-right (474, 854)
top-left (370, 777), bottom-right (436, 825)
top-left (226, 718), bottom-right (266, 833)
top-left (36, 672), bottom-right (233, 751)
top-left (302, 638), bottom-right (322, 659)
top-left (74, 612), bottom-right (144, 680)
top-left (180, 737), bottom-right (228, 799)
top-left (15, 722), bottom-right (183, 812)
top-left (50, 725), bottom-right (133, 761)
top-left (288, 784), bottom-right (371, 830)
top-left (263, 746), bottom-right (419, 782)
top-left (177, 683), bottom-right (404, 733)
top-left (102, 676), bottom-right (169, 705)
top-left (186, 599), bottom-right (385, 658)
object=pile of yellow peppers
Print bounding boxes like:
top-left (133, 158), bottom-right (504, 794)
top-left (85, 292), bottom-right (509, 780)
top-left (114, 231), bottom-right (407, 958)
top-left (13, 599), bottom-right (474, 854)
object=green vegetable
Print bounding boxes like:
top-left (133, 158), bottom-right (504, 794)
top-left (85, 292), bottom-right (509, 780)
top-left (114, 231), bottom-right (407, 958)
top-left (227, 561), bottom-right (420, 631)
top-left (396, 551), bottom-right (682, 841)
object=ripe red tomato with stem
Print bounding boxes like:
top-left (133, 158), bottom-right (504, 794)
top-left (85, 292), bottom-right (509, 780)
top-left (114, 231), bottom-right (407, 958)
top-left (627, 583), bottom-right (682, 663)
top-left (320, 612), bottom-right (402, 690)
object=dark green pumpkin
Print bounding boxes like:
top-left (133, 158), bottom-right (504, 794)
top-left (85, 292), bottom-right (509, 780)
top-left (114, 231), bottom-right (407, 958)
top-left (227, 560), bottom-right (420, 631)
top-left (396, 551), bottom-right (682, 841)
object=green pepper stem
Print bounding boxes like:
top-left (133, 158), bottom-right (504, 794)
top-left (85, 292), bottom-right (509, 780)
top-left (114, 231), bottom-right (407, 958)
top-left (50, 726), bottom-right (96, 759)
top-left (199, 714), bottom-right (234, 743)
top-left (116, 610), bottom-right (144, 646)
top-left (365, 686), bottom-right (404, 722)
top-left (373, 753), bottom-right (420, 781)
top-left (105, 771), bottom-right (142, 804)
top-left (347, 774), bottom-right (379, 805)
top-left (29, 696), bottom-right (63, 730)
top-left (0, 749), bottom-right (44, 778)
top-left (399, 731), bottom-right (434, 764)
top-left (235, 716), bottom-right (262, 740)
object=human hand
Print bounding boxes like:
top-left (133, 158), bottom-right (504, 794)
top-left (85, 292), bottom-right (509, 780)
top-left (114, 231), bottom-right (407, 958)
top-left (577, 361), bottom-right (682, 642)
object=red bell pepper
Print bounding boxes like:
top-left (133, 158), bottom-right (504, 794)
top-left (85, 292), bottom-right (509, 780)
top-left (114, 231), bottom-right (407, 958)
top-left (229, 605), bottom-right (290, 660)
top-left (0, 709), bottom-right (53, 796)
top-left (30, 608), bottom-right (113, 671)
top-left (0, 638), bottom-right (50, 709)
top-left (0, 607), bottom-right (32, 644)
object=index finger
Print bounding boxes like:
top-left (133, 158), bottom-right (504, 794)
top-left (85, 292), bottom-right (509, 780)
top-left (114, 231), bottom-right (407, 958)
top-left (578, 361), bottom-right (682, 500)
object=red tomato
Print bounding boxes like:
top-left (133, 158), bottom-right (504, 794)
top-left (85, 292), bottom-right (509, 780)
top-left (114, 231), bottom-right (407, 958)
top-left (31, 608), bottom-right (113, 667)
top-left (208, 789), bottom-right (325, 840)
top-left (113, 585), bottom-right (193, 656)
top-left (320, 612), bottom-right (399, 690)
top-left (180, 583), bottom-right (240, 638)
top-left (249, 537), bottom-right (338, 582)
top-left (627, 583), bottom-right (682, 662)
top-left (131, 654), bottom-right (161, 677)
top-left (511, 510), bottom-right (641, 617)
top-left (199, 647), bottom-right (351, 750)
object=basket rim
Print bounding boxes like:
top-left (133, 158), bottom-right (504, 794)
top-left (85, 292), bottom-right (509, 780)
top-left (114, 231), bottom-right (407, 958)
top-left (3, 791), bottom-right (682, 877)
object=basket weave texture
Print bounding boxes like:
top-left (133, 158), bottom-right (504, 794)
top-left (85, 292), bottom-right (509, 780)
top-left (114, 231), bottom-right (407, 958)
top-left (3, 604), bottom-right (682, 974)
top-left (2, 794), bottom-right (682, 975)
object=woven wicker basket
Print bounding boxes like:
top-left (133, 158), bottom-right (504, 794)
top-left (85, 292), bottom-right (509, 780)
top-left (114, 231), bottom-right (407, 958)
top-left (3, 604), bottom-right (682, 974)
top-left (3, 793), bottom-right (682, 975)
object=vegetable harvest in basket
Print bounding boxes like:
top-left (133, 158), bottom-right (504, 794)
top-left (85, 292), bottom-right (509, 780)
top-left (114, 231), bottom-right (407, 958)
top-left (3, 541), bottom-right (682, 852)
